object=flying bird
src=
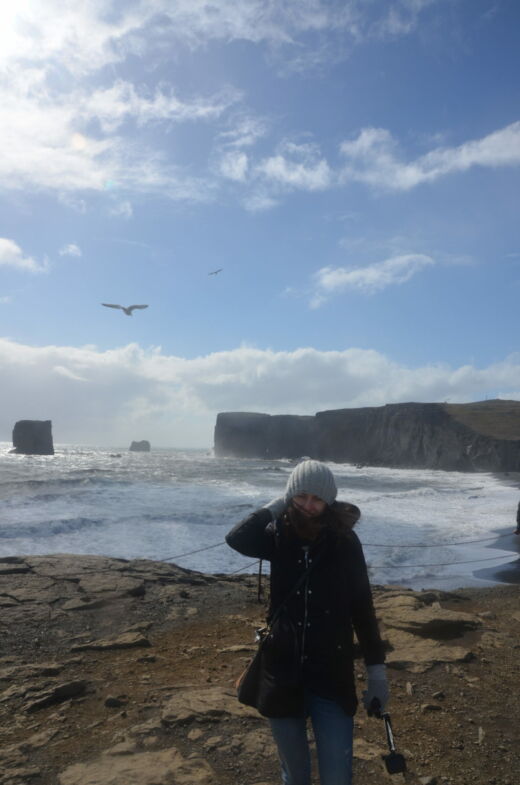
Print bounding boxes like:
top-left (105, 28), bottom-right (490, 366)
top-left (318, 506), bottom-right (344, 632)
top-left (101, 303), bottom-right (149, 316)
top-left (208, 268), bottom-right (223, 275)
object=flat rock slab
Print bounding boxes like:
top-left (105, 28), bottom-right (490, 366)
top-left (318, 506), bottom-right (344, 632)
top-left (0, 574), bottom-right (58, 604)
top-left (0, 765), bottom-right (42, 784)
top-left (0, 597), bottom-right (18, 607)
top-left (62, 596), bottom-right (116, 612)
top-left (71, 632), bottom-right (150, 652)
top-left (58, 747), bottom-right (215, 785)
top-left (0, 663), bottom-right (63, 682)
top-left (161, 686), bottom-right (258, 725)
top-left (385, 628), bottom-right (474, 672)
top-left (26, 680), bottom-right (88, 713)
top-left (25, 555), bottom-right (129, 578)
top-left (0, 562), bottom-right (31, 575)
top-left (382, 602), bottom-right (480, 638)
top-left (77, 573), bottom-right (145, 597)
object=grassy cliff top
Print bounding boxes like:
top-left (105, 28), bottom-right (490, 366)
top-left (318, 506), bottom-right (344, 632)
top-left (444, 399), bottom-right (520, 441)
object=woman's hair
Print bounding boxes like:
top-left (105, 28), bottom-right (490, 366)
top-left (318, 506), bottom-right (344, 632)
top-left (324, 501), bottom-right (360, 533)
top-left (283, 500), bottom-right (360, 540)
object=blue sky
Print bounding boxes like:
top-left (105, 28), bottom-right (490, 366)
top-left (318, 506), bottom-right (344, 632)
top-left (1, 0), bottom-right (519, 447)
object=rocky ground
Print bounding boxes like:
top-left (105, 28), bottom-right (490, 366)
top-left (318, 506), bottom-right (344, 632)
top-left (0, 554), bottom-right (519, 785)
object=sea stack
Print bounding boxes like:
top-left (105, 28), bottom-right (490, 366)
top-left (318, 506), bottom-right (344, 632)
top-left (129, 440), bottom-right (151, 452)
top-left (11, 420), bottom-right (54, 455)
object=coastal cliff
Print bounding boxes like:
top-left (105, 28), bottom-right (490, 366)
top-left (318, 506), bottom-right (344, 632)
top-left (214, 400), bottom-right (520, 471)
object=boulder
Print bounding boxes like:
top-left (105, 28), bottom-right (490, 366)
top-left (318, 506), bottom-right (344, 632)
top-left (129, 440), bottom-right (151, 452)
top-left (11, 420), bottom-right (54, 455)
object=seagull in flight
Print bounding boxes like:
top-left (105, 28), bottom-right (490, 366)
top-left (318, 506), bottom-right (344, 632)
top-left (102, 303), bottom-right (149, 316)
top-left (208, 268), bottom-right (223, 275)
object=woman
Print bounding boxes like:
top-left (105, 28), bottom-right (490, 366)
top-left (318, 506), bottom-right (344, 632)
top-left (226, 459), bottom-right (388, 785)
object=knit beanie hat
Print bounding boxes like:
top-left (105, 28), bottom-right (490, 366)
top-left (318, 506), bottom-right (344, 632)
top-left (284, 460), bottom-right (337, 506)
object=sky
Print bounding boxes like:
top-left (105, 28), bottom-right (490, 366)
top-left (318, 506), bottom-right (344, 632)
top-left (1, 0), bottom-right (519, 448)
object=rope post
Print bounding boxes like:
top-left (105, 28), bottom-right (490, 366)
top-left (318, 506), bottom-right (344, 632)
top-left (257, 559), bottom-right (264, 603)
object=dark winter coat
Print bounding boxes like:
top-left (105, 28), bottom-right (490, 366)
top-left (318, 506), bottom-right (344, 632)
top-left (226, 502), bottom-right (385, 716)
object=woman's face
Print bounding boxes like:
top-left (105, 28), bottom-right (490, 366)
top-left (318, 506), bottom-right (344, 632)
top-left (291, 493), bottom-right (327, 518)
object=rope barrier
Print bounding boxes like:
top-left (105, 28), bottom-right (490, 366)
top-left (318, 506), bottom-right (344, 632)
top-left (162, 542), bottom-right (223, 562)
top-left (158, 530), bottom-right (517, 565)
top-left (228, 560), bottom-right (261, 575)
top-left (228, 552), bottom-right (517, 575)
top-left (368, 554), bottom-right (516, 569)
top-left (362, 532), bottom-right (514, 547)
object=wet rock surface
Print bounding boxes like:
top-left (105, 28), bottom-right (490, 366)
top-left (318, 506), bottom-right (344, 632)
top-left (0, 554), bottom-right (519, 784)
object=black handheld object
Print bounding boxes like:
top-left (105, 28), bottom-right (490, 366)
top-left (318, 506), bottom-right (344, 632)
top-left (382, 712), bottom-right (407, 775)
top-left (369, 699), bottom-right (406, 775)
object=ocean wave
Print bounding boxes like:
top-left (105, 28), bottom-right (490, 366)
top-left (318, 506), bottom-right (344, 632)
top-left (0, 517), bottom-right (104, 539)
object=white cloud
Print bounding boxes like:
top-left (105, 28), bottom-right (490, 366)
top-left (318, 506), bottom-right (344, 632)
top-left (0, 238), bottom-right (47, 273)
top-left (233, 117), bottom-right (520, 206)
top-left (371, 0), bottom-right (439, 37)
top-left (81, 80), bottom-right (238, 133)
top-left (1, 337), bottom-right (520, 447)
top-left (53, 365), bottom-right (87, 382)
top-left (0, 3), bottom-right (138, 75)
top-left (340, 122), bottom-right (520, 190)
top-left (218, 114), bottom-right (269, 149)
top-left (219, 151), bottom-right (249, 182)
top-left (58, 194), bottom-right (88, 213)
top-left (0, 2), bottom-right (510, 212)
top-left (0, 84), bottom-right (214, 200)
top-left (59, 243), bottom-right (82, 257)
top-left (0, 67), bottom-right (228, 200)
top-left (0, 2), bottom-right (476, 208)
top-left (143, 0), bottom-right (358, 49)
top-left (256, 141), bottom-right (332, 191)
top-left (110, 200), bottom-right (134, 219)
top-left (0, 2), bottom-right (437, 85)
top-left (311, 254), bottom-right (434, 306)
top-left (243, 192), bottom-right (280, 212)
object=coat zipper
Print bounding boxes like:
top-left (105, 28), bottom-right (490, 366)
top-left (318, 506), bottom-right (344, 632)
top-left (300, 546), bottom-right (310, 666)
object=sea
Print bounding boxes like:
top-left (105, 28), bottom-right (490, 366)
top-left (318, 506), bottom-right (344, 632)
top-left (1, 443), bottom-right (519, 591)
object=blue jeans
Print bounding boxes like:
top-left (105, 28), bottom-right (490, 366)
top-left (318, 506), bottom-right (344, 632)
top-left (269, 689), bottom-right (354, 785)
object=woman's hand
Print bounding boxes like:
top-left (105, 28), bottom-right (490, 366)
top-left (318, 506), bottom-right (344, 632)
top-left (362, 664), bottom-right (389, 716)
top-left (264, 497), bottom-right (287, 521)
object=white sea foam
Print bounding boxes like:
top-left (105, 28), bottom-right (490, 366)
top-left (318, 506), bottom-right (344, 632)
top-left (0, 443), bottom-right (518, 589)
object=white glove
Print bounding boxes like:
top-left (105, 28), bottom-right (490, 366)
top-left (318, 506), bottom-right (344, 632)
top-left (264, 497), bottom-right (287, 521)
top-left (362, 664), bottom-right (389, 717)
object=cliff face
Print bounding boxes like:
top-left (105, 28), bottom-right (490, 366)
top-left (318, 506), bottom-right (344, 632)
top-left (214, 401), bottom-right (520, 472)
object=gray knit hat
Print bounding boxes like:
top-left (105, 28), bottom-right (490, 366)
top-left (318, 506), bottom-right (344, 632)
top-left (284, 460), bottom-right (337, 506)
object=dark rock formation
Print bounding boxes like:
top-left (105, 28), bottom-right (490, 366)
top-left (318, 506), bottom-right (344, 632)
top-left (214, 401), bottom-right (520, 472)
top-left (129, 440), bottom-right (151, 452)
top-left (213, 412), bottom-right (315, 459)
top-left (11, 419), bottom-right (54, 455)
